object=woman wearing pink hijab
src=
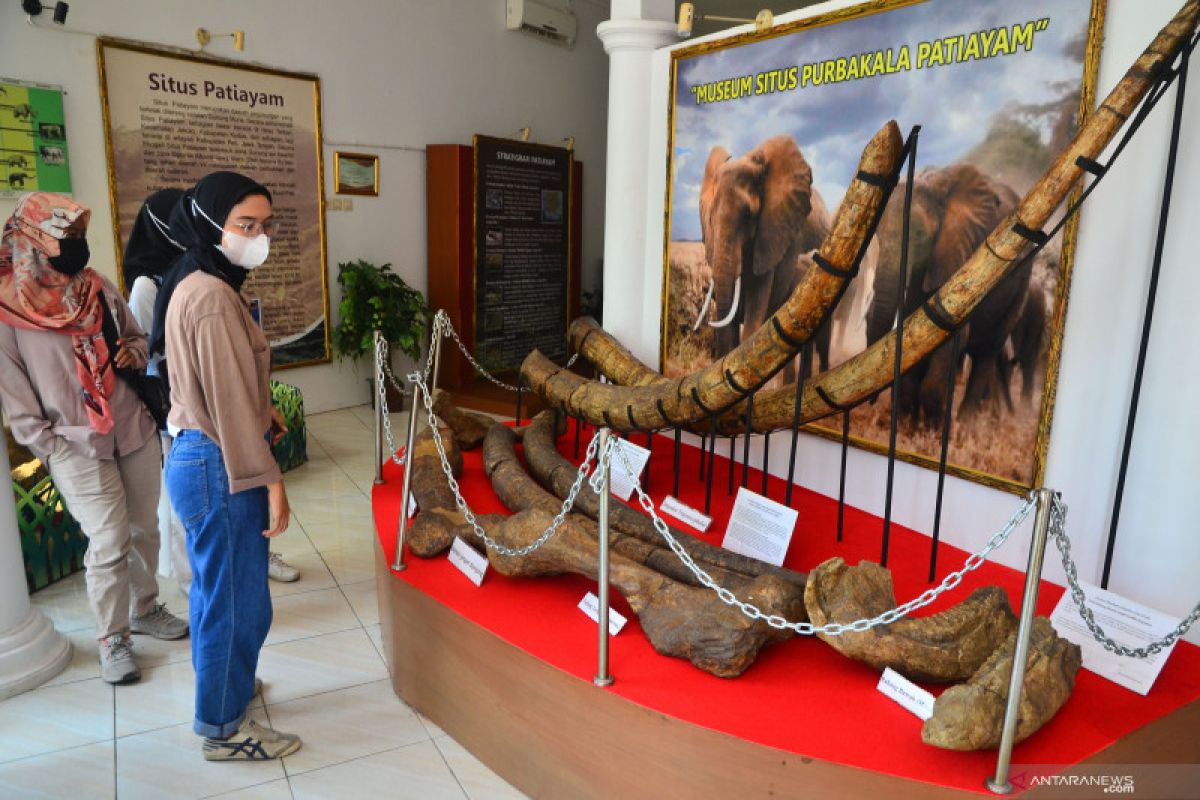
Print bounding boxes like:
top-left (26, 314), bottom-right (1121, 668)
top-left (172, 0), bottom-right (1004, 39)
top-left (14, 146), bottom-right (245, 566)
top-left (0, 192), bottom-right (187, 685)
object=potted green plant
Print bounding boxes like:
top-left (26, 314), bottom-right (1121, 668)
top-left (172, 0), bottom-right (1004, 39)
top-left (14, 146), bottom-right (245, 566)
top-left (332, 259), bottom-right (429, 408)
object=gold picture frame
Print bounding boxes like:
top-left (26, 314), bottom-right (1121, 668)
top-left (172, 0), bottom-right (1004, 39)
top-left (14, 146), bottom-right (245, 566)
top-left (96, 37), bottom-right (331, 368)
top-left (333, 151), bottom-right (379, 196)
top-left (660, 0), bottom-right (1108, 494)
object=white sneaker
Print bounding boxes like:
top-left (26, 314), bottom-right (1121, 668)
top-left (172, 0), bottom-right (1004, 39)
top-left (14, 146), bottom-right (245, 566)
top-left (99, 633), bottom-right (140, 685)
top-left (202, 718), bottom-right (301, 761)
top-left (267, 552), bottom-right (300, 583)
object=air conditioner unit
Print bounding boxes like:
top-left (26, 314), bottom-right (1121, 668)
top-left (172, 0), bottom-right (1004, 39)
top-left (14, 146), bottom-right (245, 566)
top-left (507, 0), bottom-right (577, 49)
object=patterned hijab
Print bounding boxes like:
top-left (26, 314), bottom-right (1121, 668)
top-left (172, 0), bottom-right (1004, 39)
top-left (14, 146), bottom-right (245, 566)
top-left (0, 192), bottom-right (116, 434)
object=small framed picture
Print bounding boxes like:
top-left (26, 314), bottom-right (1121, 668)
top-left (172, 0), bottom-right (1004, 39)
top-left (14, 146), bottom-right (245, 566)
top-left (333, 151), bottom-right (379, 196)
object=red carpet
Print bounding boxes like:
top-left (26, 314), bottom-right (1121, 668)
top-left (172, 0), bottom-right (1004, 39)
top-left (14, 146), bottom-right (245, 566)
top-left (372, 419), bottom-right (1200, 795)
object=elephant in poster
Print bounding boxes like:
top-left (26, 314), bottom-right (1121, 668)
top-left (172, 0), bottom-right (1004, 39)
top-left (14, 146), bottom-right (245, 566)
top-left (695, 136), bottom-right (833, 384)
top-left (865, 163), bottom-right (1030, 426)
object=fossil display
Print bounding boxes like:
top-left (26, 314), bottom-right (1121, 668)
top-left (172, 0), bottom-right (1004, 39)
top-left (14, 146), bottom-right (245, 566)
top-left (522, 121), bottom-right (905, 431)
top-left (480, 508), bottom-right (803, 677)
top-left (921, 616), bottom-right (1083, 751)
top-left (405, 424), bottom-right (473, 558)
top-left (521, 411), bottom-right (806, 590)
top-left (803, 557), bottom-right (1016, 683)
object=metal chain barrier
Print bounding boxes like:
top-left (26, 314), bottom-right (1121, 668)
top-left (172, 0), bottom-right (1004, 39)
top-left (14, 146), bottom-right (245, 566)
top-left (1049, 494), bottom-right (1200, 658)
top-left (409, 369), bottom-right (615, 557)
top-left (613, 443), bottom-right (1038, 636)
top-left (432, 309), bottom-right (580, 393)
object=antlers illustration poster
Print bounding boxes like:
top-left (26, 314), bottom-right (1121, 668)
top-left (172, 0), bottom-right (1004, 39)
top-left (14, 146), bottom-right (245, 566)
top-left (663, 0), bottom-right (1105, 491)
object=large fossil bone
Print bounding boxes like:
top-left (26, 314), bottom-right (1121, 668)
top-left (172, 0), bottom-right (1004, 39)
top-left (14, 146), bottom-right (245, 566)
top-left (804, 557), bottom-right (1017, 683)
top-left (521, 410), bottom-right (807, 590)
top-left (482, 421), bottom-right (791, 596)
top-left (405, 424), bottom-right (474, 558)
top-left (921, 616), bottom-right (1083, 750)
top-left (522, 121), bottom-right (906, 431)
top-left (482, 507), bottom-right (803, 677)
top-left (527, 2), bottom-right (1200, 433)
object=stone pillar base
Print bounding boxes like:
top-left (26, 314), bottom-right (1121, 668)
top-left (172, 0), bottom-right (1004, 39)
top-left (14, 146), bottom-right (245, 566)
top-left (0, 605), bottom-right (72, 701)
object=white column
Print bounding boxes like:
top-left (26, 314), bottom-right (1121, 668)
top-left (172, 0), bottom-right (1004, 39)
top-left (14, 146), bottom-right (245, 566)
top-left (0, 444), bottom-right (71, 700)
top-left (596, 1), bottom-right (677, 355)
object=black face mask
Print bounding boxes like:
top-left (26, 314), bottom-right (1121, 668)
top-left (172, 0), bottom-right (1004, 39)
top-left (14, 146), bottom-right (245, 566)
top-left (48, 238), bottom-right (90, 276)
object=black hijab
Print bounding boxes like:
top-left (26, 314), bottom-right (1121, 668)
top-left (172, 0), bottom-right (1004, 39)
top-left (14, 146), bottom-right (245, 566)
top-left (122, 188), bottom-right (185, 288)
top-left (149, 171), bottom-right (271, 356)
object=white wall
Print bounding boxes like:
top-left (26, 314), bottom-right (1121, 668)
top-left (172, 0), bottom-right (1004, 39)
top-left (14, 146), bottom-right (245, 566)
top-left (631, 0), bottom-right (1200, 644)
top-left (0, 0), bottom-right (610, 411)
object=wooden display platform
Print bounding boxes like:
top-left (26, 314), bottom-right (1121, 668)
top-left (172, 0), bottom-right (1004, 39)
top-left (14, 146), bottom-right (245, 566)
top-left (374, 544), bottom-right (1200, 799)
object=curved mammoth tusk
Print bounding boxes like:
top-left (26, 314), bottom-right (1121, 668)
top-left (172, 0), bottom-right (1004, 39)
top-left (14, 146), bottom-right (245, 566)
top-left (707, 277), bottom-right (741, 329)
top-left (531, 1), bottom-right (1200, 434)
top-left (691, 279), bottom-right (715, 332)
top-left (521, 119), bottom-right (906, 432)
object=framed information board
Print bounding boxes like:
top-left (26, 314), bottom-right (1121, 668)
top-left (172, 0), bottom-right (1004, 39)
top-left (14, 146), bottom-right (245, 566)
top-left (472, 135), bottom-right (573, 373)
top-left (96, 39), bottom-right (330, 367)
top-left (0, 77), bottom-right (71, 197)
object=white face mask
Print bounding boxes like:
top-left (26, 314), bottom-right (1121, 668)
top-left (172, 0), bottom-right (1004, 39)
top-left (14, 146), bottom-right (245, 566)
top-left (217, 230), bottom-right (271, 269)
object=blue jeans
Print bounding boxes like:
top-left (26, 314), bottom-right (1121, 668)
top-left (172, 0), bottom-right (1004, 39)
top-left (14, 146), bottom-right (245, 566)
top-left (165, 430), bottom-right (271, 738)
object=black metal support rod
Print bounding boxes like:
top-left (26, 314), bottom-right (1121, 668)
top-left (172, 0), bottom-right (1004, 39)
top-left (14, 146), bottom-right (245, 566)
top-left (930, 333), bottom-right (960, 582)
top-left (785, 346), bottom-right (812, 507)
top-left (673, 427), bottom-right (682, 498)
top-left (705, 416), bottom-right (718, 515)
top-left (881, 126), bottom-right (920, 568)
top-left (742, 396), bottom-right (754, 488)
top-left (761, 431), bottom-right (771, 497)
top-left (837, 410), bottom-right (851, 543)
top-left (727, 435), bottom-right (736, 496)
top-left (515, 386), bottom-right (523, 425)
top-left (699, 434), bottom-right (707, 481)
top-left (643, 431), bottom-right (653, 492)
top-left (1102, 47), bottom-right (1190, 588)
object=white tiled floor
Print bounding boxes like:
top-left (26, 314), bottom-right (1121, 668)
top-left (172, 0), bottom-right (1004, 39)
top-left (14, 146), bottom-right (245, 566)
top-left (1, 407), bottom-right (527, 800)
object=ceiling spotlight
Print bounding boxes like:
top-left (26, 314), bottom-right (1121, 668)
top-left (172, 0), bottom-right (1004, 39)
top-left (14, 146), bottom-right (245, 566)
top-left (195, 27), bottom-right (245, 52)
top-left (677, 3), bottom-right (775, 38)
top-left (21, 0), bottom-right (68, 24)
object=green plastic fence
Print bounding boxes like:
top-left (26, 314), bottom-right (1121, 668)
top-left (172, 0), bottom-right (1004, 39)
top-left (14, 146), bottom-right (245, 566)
top-left (13, 467), bottom-right (87, 593)
top-left (271, 380), bottom-right (308, 473)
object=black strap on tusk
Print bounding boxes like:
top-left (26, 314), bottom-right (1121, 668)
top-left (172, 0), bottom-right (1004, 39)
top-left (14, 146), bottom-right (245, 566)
top-left (812, 251), bottom-right (856, 279)
top-left (922, 295), bottom-right (959, 333)
top-left (1075, 155), bottom-right (1107, 176)
top-left (815, 384), bottom-right (853, 412)
top-left (1012, 221), bottom-right (1049, 245)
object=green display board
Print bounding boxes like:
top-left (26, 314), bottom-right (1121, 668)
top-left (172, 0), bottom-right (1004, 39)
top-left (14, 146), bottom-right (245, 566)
top-left (0, 77), bottom-right (71, 197)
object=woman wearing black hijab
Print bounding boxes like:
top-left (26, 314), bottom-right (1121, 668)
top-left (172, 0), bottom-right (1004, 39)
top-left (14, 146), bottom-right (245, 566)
top-left (159, 171), bottom-right (301, 761)
top-left (124, 189), bottom-right (192, 592)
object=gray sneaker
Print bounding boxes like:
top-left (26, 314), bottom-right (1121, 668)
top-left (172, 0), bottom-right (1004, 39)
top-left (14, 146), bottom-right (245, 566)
top-left (267, 552), bottom-right (300, 583)
top-left (99, 633), bottom-right (140, 684)
top-left (202, 718), bottom-right (302, 761)
top-left (130, 603), bottom-right (189, 640)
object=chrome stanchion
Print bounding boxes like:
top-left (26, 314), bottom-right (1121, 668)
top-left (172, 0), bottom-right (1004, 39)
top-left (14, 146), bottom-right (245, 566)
top-left (373, 331), bottom-right (385, 486)
top-left (594, 427), bottom-right (614, 687)
top-left (430, 319), bottom-right (444, 395)
top-left (391, 379), bottom-right (422, 573)
top-left (986, 487), bottom-right (1055, 795)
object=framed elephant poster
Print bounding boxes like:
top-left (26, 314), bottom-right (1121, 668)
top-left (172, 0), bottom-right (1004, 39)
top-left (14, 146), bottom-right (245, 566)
top-left (662, 0), bottom-right (1106, 492)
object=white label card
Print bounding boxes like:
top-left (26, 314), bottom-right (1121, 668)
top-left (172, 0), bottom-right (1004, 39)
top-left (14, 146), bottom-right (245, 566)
top-left (1048, 580), bottom-right (1181, 695)
top-left (660, 495), bottom-right (711, 533)
top-left (448, 537), bottom-right (488, 587)
top-left (408, 495), bottom-right (417, 519)
top-left (607, 437), bottom-right (651, 502)
top-left (720, 487), bottom-right (798, 567)
top-left (578, 592), bottom-right (628, 635)
top-left (877, 667), bottom-right (935, 720)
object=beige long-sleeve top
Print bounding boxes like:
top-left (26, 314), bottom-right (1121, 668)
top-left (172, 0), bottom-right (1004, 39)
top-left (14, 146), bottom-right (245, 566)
top-left (164, 271), bottom-right (280, 493)
top-left (0, 276), bottom-right (156, 462)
